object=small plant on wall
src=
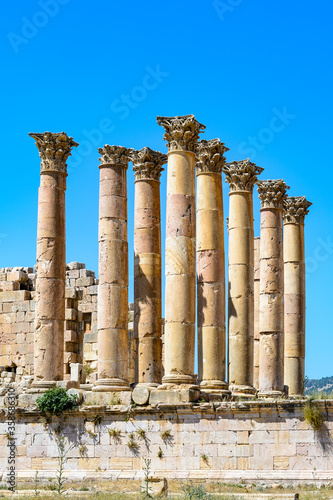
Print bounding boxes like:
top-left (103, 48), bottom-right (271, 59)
top-left (36, 387), bottom-right (78, 414)
top-left (304, 399), bottom-right (323, 431)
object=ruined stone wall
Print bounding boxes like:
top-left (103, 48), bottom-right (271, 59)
top-left (0, 263), bottom-right (137, 384)
top-left (0, 401), bottom-right (332, 483)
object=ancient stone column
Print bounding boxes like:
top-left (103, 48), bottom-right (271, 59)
top-left (196, 139), bottom-right (229, 393)
top-left (29, 132), bottom-right (78, 390)
top-left (130, 147), bottom-right (167, 386)
top-left (283, 196), bottom-right (311, 396)
top-left (223, 159), bottom-right (263, 396)
top-left (257, 179), bottom-right (289, 397)
top-left (94, 145), bottom-right (132, 392)
top-left (253, 237), bottom-right (260, 389)
top-left (157, 115), bottom-right (205, 385)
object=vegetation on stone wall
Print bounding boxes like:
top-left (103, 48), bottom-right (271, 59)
top-left (36, 387), bottom-right (78, 414)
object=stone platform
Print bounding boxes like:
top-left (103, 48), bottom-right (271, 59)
top-left (0, 399), bottom-right (332, 485)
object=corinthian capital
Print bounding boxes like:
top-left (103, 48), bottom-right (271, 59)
top-left (156, 114), bottom-right (205, 152)
top-left (223, 158), bottom-right (264, 192)
top-left (130, 147), bottom-right (167, 181)
top-left (98, 145), bottom-right (133, 167)
top-left (29, 132), bottom-right (78, 174)
top-left (196, 139), bottom-right (229, 174)
top-left (257, 179), bottom-right (290, 209)
top-left (284, 196), bottom-right (312, 224)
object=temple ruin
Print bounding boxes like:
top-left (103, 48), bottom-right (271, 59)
top-left (1, 115), bottom-right (327, 485)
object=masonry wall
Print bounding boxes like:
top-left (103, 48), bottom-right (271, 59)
top-left (0, 263), bottom-right (136, 384)
top-left (0, 401), bottom-right (332, 483)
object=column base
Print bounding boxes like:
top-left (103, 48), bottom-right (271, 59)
top-left (200, 380), bottom-right (231, 396)
top-left (229, 384), bottom-right (257, 398)
top-left (150, 386), bottom-right (200, 405)
top-left (27, 381), bottom-right (57, 393)
top-left (92, 378), bottom-right (130, 392)
top-left (162, 373), bottom-right (197, 386)
top-left (257, 390), bottom-right (285, 399)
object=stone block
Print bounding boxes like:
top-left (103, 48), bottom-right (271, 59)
top-left (76, 277), bottom-right (95, 287)
top-left (67, 262), bottom-right (85, 270)
top-left (70, 363), bottom-right (85, 383)
top-left (64, 330), bottom-right (78, 342)
top-left (1, 281), bottom-right (20, 291)
top-left (0, 290), bottom-right (30, 302)
top-left (150, 388), bottom-right (200, 405)
top-left (6, 271), bottom-right (27, 283)
top-left (84, 332), bottom-right (97, 343)
top-left (83, 390), bottom-right (132, 406)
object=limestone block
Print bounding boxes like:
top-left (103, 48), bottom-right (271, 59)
top-left (165, 236), bottom-right (195, 275)
top-left (166, 151), bottom-right (195, 196)
top-left (1, 281), bottom-right (20, 291)
top-left (76, 277), bottom-right (95, 287)
top-left (99, 239), bottom-right (128, 285)
top-left (150, 388), bottom-right (200, 405)
top-left (259, 293), bottom-right (283, 333)
top-left (228, 264), bottom-right (254, 298)
top-left (166, 194), bottom-right (195, 238)
top-left (197, 283), bottom-right (224, 326)
top-left (98, 284), bottom-right (128, 329)
top-left (197, 326), bottom-right (225, 381)
top-left (197, 250), bottom-right (224, 284)
top-left (165, 275), bottom-right (195, 323)
top-left (164, 323), bottom-right (195, 375)
top-left (197, 210), bottom-right (224, 251)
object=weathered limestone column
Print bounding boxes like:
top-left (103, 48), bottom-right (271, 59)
top-left (257, 179), bottom-right (289, 397)
top-left (283, 196), bottom-right (311, 396)
top-left (196, 139), bottom-right (229, 393)
top-left (29, 132), bottom-right (78, 390)
top-left (253, 237), bottom-right (260, 389)
top-left (157, 115), bottom-right (205, 385)
top-left (130, 147), bottom-right (167, 387)
top-left (224, 159), bottom-right (263, 396)
top-left (94, 145), bottom-right (132, 392)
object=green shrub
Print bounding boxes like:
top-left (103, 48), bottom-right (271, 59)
top-left (36, 387), bottom-right (78, 414)
top-left (304, 399), bottom-right (323, 431)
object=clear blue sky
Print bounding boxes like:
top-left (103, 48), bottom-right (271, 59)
top-left (1, 1), bottom-right (332, 379)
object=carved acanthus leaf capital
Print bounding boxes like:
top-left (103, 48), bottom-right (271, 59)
top-left (196, 139), bottom-right (229, 174)
top-left (29, 132), bottom-right (78, 174)
top-left (223, 158), bottom-right (264, 192)
top-left (156, 114), bottom-right (205, 152)
top-left (256, 179), bottom-right (290, 209)
top-left (98, 145), bottom-right (133, 167)
top-left (283, 196), bottom-right (312, 224)
top-left (130, 147), bottom-right (167, 181)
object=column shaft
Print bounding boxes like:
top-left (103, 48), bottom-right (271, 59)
top-left (35, 172), bottom-right (66, 383)
top-left (228, 191), bottom-right (255, 393)
top-left (257, 179), bottom-right (289, 397)
top-left (29, 132), bottom-right (78, 390)
top-left (94, 146), bottom-right (131, 392)
top-left (253, 237), bottom-right (260, 389)
top-left (164, 150), bottom-right (196, 384)
top-left (283, 196), bottom-right (311, 396)
top-left (196, 138), bottom-right (229, 392)
top-left (131, 147), bottom-right (166, 386)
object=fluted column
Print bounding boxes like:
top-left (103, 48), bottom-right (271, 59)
top-left (257, 179), bottom-right (289, 397)
top-left (29, 132), bottom-right (78, 390)
top-left (224, 159), bottom-right (263, 396)
top-left (253, 237), bottom-right (260, 389)
top-left (283, 196), bottom-right (311, 396)
top-left (157, 114), bottom-right (205, 385)
top-left (130, 147), bottom-right (167, 386)
top-left (196, 139), bottom-right (229, 393)
top-left (94, 146), bottom-right (131, 392)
